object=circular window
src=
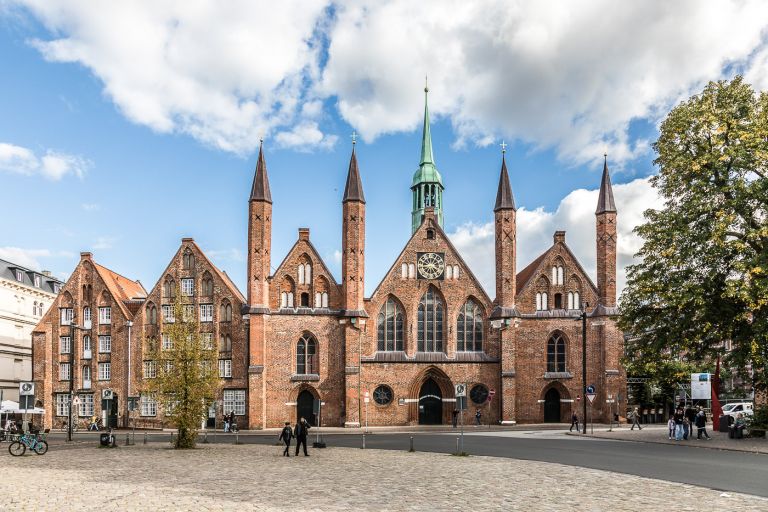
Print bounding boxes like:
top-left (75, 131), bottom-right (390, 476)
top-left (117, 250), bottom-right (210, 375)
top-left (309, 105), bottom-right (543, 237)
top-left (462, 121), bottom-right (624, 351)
top-left (373, 385), bottom-right (394, 406)
top-left (470, 384), bottom-right (489, 405)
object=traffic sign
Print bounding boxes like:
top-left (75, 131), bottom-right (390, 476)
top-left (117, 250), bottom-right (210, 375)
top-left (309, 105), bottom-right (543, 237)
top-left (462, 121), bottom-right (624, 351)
top-left (576, 395), bottom-right (581, 401)
top-left (487, 389), bottom-right (495, 402)
top-left (72, 396), bottom-right (82, 406)
top-left (19, 382), bottom-right (34, 396)
top-left (456, 396), bottom-right (467, 411)
top-left (586, 385), bottom-right (596, 394)
top-left (455, 383), bottom-right (467, 398)
top-left (586, 394), bottom-right (596, 404)
top-left (364, 391), bottom-right (369, 398)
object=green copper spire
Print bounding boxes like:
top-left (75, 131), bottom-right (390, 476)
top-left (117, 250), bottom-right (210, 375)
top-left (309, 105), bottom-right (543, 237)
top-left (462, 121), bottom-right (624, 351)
top-left (411, 81), bottom-right (444, 233)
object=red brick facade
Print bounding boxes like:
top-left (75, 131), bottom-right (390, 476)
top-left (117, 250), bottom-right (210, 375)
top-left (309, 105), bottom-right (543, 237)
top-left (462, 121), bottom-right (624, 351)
top-left (33, 145), bottom-right (626, 429)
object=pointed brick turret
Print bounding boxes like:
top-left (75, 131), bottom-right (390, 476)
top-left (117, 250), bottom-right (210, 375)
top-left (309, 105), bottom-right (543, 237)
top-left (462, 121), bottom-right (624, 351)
top-left (595, 155), bottom-right (616, 214)
top-left (596, 154), bottom-right (617, 308)
top-left (342, 146), bottom-right (365, 203)
top-left (494, 154), bottom-right (516, 212)
top-left (250, 141), bottom-right (272, 203)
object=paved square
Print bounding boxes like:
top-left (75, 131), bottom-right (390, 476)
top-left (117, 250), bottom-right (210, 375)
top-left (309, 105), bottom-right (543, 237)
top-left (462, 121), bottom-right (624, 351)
top-left (2, 443), bottom-right (766, 511)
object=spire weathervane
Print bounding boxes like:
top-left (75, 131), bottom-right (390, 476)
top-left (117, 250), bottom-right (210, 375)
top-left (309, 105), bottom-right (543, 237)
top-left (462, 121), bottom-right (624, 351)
top-left (351, 131), bottom-right (357, 146)
top-left (425, 74), bottom-right (428, 93)
top-left (500, 141), bottom-right (507, 154)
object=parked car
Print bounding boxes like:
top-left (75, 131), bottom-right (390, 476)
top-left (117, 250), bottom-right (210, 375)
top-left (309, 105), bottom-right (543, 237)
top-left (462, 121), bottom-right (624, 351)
top-left (721, 402), bottom-right (753, 419)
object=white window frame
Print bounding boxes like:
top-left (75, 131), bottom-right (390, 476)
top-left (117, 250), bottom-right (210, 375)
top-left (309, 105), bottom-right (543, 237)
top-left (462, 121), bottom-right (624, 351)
top-left (34, 275), bottom-right (41, 288)
top-left (60, 308), bottom-right (73, 326)
top-left (201, 332), bottom-right (213, 350)
top-left (98, 362), bottom-right (111, 381)
top-left (99, 335), bottom-right (111, 353)
top-left (181, 278), bottom-right (194, 296)
top-left (78, 394), bottom-right (94, 417)
top-left (143, 360), bottom-right (157, 379)
top-left (55, 394), bottom-right (70, 416)
top-left (140, 395), bottom-right (157, 417)
top-left (82, 365), bottom-right (92, 388)
top-left (98, 306), bottom-right (111, 325)
top-left (83, 307), bottom-right (92, 328)
top-left (200, 304), bottom-right (213, 322)
top-left (182, 304), bottom-right (194, 322)
top-left (219, 359), bottom-right (232, 378)
top-left (59, 362), bottom-right (71, 381)
top-left (15, 269), bottom-right (23, 282)
top-left (162, 334), bottom-right (173, 350)
top-left (60, 336), bottom-right (71, 354)
top-left (223, 389), bottom-right (246, 416)
top-left (162, 305), bottom-right (174, 323)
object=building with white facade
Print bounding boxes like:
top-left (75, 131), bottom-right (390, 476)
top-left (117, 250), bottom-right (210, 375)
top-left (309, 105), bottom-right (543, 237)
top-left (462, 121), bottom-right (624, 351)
top-left (0, 258), bottom-right (63, 401)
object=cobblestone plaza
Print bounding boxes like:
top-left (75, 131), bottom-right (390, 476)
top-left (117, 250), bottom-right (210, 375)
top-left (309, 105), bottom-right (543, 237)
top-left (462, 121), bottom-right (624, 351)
top-left (3, 443), bottom-right (766, 511)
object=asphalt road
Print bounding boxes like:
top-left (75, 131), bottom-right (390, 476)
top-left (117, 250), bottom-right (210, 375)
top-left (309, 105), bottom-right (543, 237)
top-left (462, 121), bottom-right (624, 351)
top-left (49, 430), bottom-right (768, 497)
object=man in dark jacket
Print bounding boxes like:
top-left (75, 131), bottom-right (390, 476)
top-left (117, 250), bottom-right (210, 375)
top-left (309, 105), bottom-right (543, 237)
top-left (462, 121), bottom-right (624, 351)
top-left (294, 417), bottom-right (311, 456)
top-left (695, 407), bottom-right (711, 440)
top-left (278, 421), bottom-right (293, 456)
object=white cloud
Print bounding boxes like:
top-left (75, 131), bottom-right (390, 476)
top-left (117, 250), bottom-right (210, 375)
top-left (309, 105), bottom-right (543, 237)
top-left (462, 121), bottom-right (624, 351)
top-left (8, 1), bottom-right (768, 163)
top-left (0, 246), bottom-right (74, 270)
top-left (0, 247), bottom-right (51, 269)
top-left (92, 237), bottom-right (117, 250)
top-left (449, 177), bottom-right (663, 299)
top-left (322, 0), bottom-right (768, 164)
top-left (0, 142), bottom-right (89, 180)
top-left (13, 0), bottom-right (333, 154)
top-left (81, 203), bottom-right (100, 211)
top-left (206, 248), bottom-right (245, 263)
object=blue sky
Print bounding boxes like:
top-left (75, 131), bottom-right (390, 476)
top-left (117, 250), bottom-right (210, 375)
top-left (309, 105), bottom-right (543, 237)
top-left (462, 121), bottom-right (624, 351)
top-left (1, 2), bottom-right (766, 297)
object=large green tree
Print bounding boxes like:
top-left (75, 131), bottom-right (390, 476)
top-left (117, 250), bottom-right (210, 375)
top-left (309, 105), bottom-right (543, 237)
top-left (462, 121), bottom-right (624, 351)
top-left (145, 289), bottom-right (219, 448)
top-left (620, 76), bottom-right (768, 394)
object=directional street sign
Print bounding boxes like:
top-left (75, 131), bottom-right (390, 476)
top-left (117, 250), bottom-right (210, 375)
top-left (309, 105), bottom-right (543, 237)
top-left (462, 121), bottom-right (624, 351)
top-left (586, 394), bottom-right (596, 404)
top-left (455, 383), bottom-right (467, 398)
top-left (586, 385), bottom-right (596, 395)
top-left (72, 396), bottom-right (82, 407)
top-left (19, 382), bottom-right (34, 396)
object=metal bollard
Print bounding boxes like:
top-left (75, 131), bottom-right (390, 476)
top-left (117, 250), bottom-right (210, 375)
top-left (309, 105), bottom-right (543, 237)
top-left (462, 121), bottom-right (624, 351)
top-left (456, 437), bottom-right (460, 454)
top-left (203, 431), bottom-right (209, 444)
top-left (409, 436), bottom-right (414, 452)
top-left (125, 433), bottom-right (130, 446)
top-left (170, 432), bottom-right (174, 446)
top-left (235, 432), bottom-right (240, 445)
top-left (143, 432), bottom-right (147, 445)
top-left (361, 433), bottom-right (366, 450)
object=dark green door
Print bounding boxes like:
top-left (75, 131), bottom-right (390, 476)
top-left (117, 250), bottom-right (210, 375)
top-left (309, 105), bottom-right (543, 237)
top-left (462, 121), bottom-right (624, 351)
top-left (544, 388), bottom-right (561, 422)
top-left (418, 379), bottom-right (443, 425)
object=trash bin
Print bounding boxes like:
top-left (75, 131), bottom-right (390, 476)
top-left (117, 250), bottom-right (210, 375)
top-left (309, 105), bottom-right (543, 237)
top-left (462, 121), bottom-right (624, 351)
top-left (100, 433), bottom-right (111, 446)
top-left (718, 416), bottom-right (730, 433)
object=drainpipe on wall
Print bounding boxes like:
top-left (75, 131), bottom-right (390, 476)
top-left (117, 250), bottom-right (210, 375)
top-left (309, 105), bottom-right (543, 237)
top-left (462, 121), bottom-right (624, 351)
top-left (126, 320), bottom-right (133, 428)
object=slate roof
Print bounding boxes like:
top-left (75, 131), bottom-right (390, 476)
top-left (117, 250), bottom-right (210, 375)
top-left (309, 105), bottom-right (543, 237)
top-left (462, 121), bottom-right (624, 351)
top-left (494, 154), bottom-right (516, 211)
top-left (596, 156), bottom-right (617, 214)
top-left (342, 146), bottom-right (365, 203)
top-left (0, 257), bottom-right (64, 294)
top-left (250, 141), bottom-right (272, 203)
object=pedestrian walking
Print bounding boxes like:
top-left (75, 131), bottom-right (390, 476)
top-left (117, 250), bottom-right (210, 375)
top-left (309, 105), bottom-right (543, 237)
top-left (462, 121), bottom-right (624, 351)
top-left (475, 408), bottom-right (481, 426)
top-left (224, 414), bottom-right (230, 433)
top-left (630, 407), bottom-right (643, 430)
top-left (452, 409), bottom-right (458, 428)
top-left (570, 412), bottom-right (579, 432)
top-left (683, 416), bottom-right (690, 440)
top-left (673, 408), bottom-right (684, 441)
top-left (278, 421), bottom-right (293, 456)
top-left (695, 407), bottom-right (711, 440)
top-left (294, 417), bottom-right (311, 456)
top-left (667, 416), bottom-right (675, 440)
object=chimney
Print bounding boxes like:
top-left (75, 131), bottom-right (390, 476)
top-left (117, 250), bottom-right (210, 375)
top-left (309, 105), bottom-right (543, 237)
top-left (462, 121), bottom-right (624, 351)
top-left (553, 231), bottom-right (566, 244)
top-left (41, 270), bottom-right (52, 277)
top-left (80, 252), bottom-right (93, 261)
top-left (298, 228), bottom-right (310, 241)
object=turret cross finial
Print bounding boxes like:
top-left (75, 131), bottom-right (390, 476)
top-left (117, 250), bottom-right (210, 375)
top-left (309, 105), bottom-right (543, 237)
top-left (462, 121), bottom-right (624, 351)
top-left (500, 141), bottom-right (507, 154)
top-left (351, 131), bottom-right (357, 145)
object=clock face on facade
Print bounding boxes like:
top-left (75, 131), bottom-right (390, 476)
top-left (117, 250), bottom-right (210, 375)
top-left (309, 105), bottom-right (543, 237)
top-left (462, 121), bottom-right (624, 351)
top-left (417, 252), bottom-right (445, 280)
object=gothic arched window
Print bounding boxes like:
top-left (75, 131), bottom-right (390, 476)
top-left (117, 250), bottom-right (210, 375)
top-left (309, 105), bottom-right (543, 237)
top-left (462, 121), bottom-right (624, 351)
top-left (201, 273), bottom-right (214, 296)
top-left (296, 334), bottom-right (318, 375)
top-left (547, 333), bottom-right (566, 372)
top-left (183, 250), bottom-right (194, 270)
top-left (377, 297), bottom-right (404, 351)
top-left (417, 287), bottom-right (444, 352)
top-left (457, 298), bottom-right (484, 352)
top-left (220, 301), bottom-right (232, 322)
top-left (536, 292), bottom-right (549, 311)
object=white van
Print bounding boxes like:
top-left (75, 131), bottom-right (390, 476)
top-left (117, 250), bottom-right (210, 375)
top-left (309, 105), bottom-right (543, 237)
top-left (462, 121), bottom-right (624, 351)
top-left (721, 402), bottom-right (753, 418)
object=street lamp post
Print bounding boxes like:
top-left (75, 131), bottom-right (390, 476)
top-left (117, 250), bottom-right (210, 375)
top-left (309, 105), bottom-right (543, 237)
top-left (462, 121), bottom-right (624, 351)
top-left (579, 301), bottom-right (589, 434)
top-left (68, 320), bottom-right (86, 442)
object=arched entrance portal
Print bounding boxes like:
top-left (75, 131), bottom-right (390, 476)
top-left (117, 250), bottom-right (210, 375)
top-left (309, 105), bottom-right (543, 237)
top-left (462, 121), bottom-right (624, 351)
top-left (297, 390), bottom-right (316, 426)
top-left (544, 388), bottom-right (561, 422)
top-left (418, 378), bottom-right (443, 425)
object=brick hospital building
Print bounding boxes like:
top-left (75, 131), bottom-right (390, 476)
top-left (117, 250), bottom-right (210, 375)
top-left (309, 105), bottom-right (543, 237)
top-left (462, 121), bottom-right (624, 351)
top-left (33, 88), bottom-right (625, 429)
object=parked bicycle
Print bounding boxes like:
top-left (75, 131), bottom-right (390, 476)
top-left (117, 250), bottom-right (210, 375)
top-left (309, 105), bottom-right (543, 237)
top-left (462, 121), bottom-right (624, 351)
top-left (8, 429), bottom-right (49, 456)
top-left (58, 419), bottom-right (80, 432)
